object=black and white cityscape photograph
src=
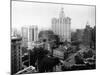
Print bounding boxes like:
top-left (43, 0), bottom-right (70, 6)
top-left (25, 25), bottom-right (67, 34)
top-left (11, 0), bottom-right (96, 75)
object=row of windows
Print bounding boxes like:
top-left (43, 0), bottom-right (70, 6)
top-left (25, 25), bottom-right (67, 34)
top-left (52, 18), bottom-right (71, 24)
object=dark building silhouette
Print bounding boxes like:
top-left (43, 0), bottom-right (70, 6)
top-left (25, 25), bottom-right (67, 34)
top-left (82, 23), bottom-right (93, 47)
top-left (71, 29), bottom-right (84, 42)
top-left (11, 37), bottom-right (22, 75)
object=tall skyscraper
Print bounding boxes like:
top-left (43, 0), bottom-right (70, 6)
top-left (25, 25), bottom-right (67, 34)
top-left (22, 27), bottom-right (28, 47)
top-left (82, 22), bottom-right (93, 47)
top-left (52, 8), bottom-right (71, 42)
top-left (11, 37), bottom-right (22, 75)
top-left (21, 25), bottom-right (38, 49)
top-left (28, 25), bottom-right (38, 49)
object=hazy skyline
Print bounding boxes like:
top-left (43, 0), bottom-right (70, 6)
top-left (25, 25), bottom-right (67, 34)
top-left (12, 1), bottom-right (95, 31)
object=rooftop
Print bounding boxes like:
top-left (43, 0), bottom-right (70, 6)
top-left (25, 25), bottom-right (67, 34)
top-left (11, 36), bottom-right (22, 41)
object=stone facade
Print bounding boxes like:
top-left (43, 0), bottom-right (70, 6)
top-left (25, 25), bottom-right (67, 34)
top-left (52, 8), bottom-right (71, 42)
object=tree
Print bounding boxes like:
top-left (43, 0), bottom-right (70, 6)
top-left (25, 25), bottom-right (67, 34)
top-left (83, 50), bottom-right (94, 59)
top-left (38, 57), bottom-right (60, 72)
top-left (38, 30), bottom-right (60, 48)
top-left (38, 30), bottom-right (54, 39)
top-left (30, 47), bottom-right (50, 67)
top-left (30, 47), bottom-right (61, 72)
top-left (74, 52), bottom-right (84, 64)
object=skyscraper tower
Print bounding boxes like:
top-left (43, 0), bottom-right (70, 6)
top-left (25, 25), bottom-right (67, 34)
top-left (52, 8), bottom-right (71, 42)
top-left (21, 25), bottom-right (38, 49)
top-left (59, 7), bottom-right (65, 18)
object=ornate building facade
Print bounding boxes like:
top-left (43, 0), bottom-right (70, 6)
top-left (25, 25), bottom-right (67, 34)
top-left (52, 8), bottom-right (71, 42)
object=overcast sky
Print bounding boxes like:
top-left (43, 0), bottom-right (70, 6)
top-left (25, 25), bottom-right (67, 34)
top-left (12, 1), bottom-right (95, 31)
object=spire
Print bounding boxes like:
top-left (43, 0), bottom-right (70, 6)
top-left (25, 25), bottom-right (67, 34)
top-left (59, 7), bottom-right (65, 18)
